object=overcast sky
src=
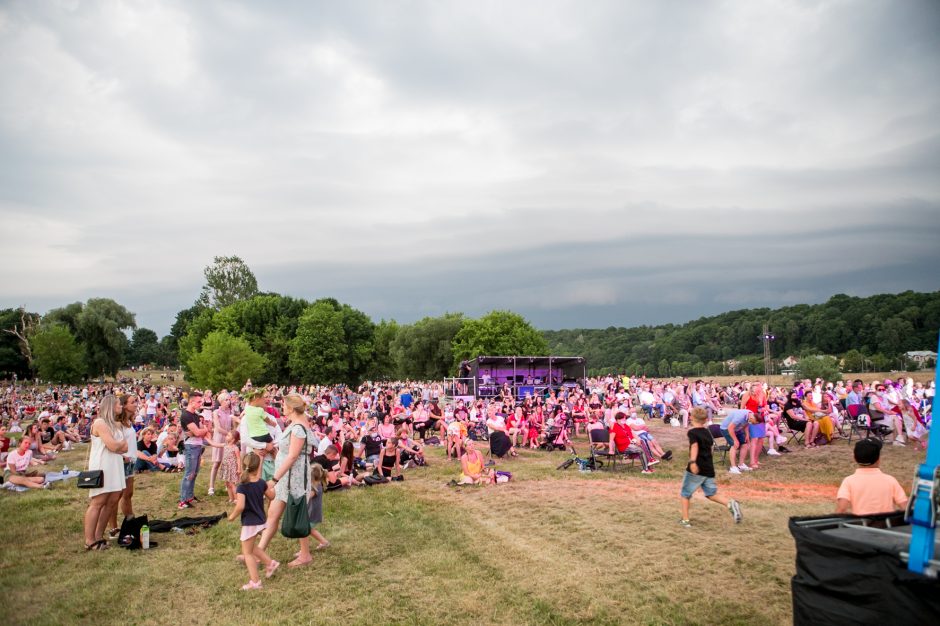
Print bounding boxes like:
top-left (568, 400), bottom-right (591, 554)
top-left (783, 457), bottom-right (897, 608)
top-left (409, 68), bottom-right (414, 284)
top-left (2, 0), bottom-right (939, 337)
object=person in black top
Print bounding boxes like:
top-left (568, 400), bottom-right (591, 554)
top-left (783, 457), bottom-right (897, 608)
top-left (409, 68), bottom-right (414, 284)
top-left (377, 437), bottom-right (401, 479)
top-left (134, 427), bottom-right (163, 472)
top-left (360, 425), bottom-right (383, 466)
top-left (312, 445), bottom-right (351, 490)
top-left (679, 408), bottom-right (742, 528)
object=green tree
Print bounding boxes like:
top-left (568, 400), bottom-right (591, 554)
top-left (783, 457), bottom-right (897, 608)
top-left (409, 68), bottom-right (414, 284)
top-left (31, 325), bottom-right (86, 383)
top-left (157, 335), bottom-right (179, 368)
top-left (178, 308), bottom-right (218, 377)
top-left (842, 349), bottom-right (865, 372)
top-left (367, 319), bottom-right (400, 380)
top-left (289, 302), bottom-right (348, 384)
top-left (46, 299), bottom-right (136, 377)
top-left (796, 356), bottom-right (842, 382)
top-left (196, 255), bottom-right (259, 310)
top-left (128, 328), bottom-right (160, 366)
top-left (452, 310), bottom-right (547, 366)
top-left (187, 331), bottom-right (267, 390)
top-left (391, 313), bottom-right (465, 380)
top-left (213, 294), bottom-right (309, 383)
top-left (877, 317), bottom-right (915, 355)
top-left (0, 307), bottom-right (39, 378)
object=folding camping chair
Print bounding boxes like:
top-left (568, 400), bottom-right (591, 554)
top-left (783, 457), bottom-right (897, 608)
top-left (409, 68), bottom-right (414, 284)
top-left (588, 428), bottom-right (620, 471)
top-left (708, 424), bottom-right (731, 464)
top-left (846, 404), bottom-right (892, 443)
top-left (783, 415), bottom-right (806, 448)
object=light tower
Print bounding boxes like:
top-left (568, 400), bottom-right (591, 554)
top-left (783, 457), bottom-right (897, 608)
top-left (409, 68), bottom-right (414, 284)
top-left (760, 323), bottom-right (775, 382)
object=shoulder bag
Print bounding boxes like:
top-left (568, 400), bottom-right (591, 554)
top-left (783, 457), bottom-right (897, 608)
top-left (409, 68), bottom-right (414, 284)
top-left (77, 430), bottom-right (104, 489)
top-left (280, 425), bottom-right (310, 538)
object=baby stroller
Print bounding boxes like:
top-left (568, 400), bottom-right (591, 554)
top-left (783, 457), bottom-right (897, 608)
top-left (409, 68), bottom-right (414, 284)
top-left (539, 413), bottom-right (571, 451)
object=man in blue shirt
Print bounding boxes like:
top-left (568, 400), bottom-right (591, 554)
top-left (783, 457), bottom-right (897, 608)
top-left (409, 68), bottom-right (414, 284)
top-left (720, 409), bottom-right (756, 475)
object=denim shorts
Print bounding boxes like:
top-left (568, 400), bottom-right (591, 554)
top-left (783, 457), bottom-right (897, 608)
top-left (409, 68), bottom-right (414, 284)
top-left (721, 428), bottom-right (746, 446)
top-left (123, 459), bottom-right (136, 479)
top-left (680, 471), bottom-right (717, 498)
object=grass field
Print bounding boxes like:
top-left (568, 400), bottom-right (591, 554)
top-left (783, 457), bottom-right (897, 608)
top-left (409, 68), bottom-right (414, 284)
top-left (0, 420), bottom-right (924, 626)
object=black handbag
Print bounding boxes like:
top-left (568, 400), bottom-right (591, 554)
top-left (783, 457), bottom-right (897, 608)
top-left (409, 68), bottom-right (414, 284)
top-left (77, 438), bottom-right (104, 488)
top-left (77, 470), bottom-right (104, 489)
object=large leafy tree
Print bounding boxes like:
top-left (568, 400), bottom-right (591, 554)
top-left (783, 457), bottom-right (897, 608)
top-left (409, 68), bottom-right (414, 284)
top-left (187, 331), bottom-right (266, 390)
top-left (30, 325), bottom-right (86, 384)
top-left (289, 302), bottom-right (348, 384)
top-left (311, 299), bottom-right (376, 385)
top-left (367, 319), bottom-right (400, 380)
top-left (45, 299), bottom-right (136, 377)
top-left (391, 313), bottom-right (465, 380)
top-left (178, 308), bottom-right (218, 376)
top-left (127, 328), bottom-right (160, 366)
top-left (196, 255), bottom-right (259, 310)
top-left (452, 310), bottom-right (547, 366)
top-left (213, 294), bottom-right (308, 383)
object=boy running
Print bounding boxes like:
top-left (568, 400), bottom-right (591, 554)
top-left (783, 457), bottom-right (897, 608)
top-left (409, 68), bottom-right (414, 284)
top-left (679, 408), bottom-right (742, 528)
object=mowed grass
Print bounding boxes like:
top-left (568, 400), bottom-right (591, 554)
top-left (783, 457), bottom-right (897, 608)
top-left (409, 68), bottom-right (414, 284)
top-left (0, 420), bottom-right (924, 626)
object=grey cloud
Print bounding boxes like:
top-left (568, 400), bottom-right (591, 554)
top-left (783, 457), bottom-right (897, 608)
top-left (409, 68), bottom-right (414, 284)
top-left (1, 0), bottom-right (939, 337)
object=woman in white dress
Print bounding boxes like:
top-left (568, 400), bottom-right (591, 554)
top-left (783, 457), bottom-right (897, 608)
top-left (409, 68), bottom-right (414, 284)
top-left (82, 395), bottom-right (127, 550)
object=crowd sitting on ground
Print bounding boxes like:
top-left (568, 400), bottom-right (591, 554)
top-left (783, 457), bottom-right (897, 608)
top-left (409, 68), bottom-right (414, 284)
top-left (0, 371), bottom-right (934, 584)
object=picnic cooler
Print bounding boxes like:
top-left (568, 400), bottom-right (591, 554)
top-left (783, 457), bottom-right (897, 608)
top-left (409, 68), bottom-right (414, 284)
top-left (789, 512), bottom-right (940, 625)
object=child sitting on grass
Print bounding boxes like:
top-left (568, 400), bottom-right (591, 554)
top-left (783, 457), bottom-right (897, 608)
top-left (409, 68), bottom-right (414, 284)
top-left (679, 408), bottom-right (742, 528)
top-left (228, 452), bottom-right (279, 590)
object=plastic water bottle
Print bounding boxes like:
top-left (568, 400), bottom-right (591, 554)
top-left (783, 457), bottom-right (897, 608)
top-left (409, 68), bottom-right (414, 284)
top-left (141, 524), bottom-right (150, 550)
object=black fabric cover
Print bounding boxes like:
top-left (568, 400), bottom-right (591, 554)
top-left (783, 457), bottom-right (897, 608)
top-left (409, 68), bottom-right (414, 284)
top-left (148, 514), bottom-right (224, 533)
top-left (489, 431), bottom-right (512, 458)
top-left (789, 513), bottom-right (940, 625)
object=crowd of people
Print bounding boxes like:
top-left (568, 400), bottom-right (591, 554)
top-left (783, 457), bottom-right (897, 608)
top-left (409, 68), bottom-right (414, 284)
top-left (0, 371), bottom-right (933, 587)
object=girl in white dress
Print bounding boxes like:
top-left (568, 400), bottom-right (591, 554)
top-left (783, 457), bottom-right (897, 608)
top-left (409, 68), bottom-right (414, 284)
top-left (82, 395), bottom-right (127, 551)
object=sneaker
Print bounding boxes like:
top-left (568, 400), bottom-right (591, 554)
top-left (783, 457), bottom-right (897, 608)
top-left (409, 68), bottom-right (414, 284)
top-left (892, 440), bottom-right (906, 447)
top-left (641, 469), bottom-right (654, 474)
top-left (728, 499), bottom-right (743, 523)
top-left (207, 488), bottom-right (215, 496)
top-left (648, 459), bottom-right (660, 466)
top-left (662, 450), bottom-right (673, 461)
top-left (190, 496), bottom-right (203, 503)
top-left (241, 580), bottom-right (263, 591)
top-left (738, 464), bottom-right (752, 472)
top-left (728, 467), bottom-right (741, 475)
top-left (178, 500), bottom-right (192, 510)
top-left (678, 519), bottom-right (692, 528)
top-left (767, 449), bottom-right (781, 456)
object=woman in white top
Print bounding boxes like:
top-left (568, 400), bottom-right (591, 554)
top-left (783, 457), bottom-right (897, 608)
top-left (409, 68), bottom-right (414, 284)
top-left (82, 395), bottom-right (127, 551)
top-left (106, 393), bottom-right (139, 538)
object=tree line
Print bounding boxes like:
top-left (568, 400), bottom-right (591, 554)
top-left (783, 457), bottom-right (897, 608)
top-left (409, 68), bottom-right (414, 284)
top-left (3, 256), bottom-right (936, 385)
top-left (543, 291), bottom-right (940, 377)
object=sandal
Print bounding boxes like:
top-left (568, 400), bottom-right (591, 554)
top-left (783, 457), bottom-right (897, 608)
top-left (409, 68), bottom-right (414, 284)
top-left (85, 539), bottom-right (105, 551)
top-left (315, 541), bottom-right (330, 550)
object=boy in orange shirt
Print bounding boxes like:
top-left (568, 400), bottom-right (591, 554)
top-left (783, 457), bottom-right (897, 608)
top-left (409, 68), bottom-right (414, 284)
top-left (835, 439), bottom-right (908, 515)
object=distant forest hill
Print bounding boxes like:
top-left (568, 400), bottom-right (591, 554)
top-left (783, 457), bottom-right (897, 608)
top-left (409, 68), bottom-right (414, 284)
top-left (542, 291), bottom-right (940, 377)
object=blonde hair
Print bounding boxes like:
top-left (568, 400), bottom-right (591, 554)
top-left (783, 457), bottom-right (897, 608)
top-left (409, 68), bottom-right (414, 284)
top-left (310, 463), bottom-right (328, 488)
top-left (240, 452), bottom-right (261, 484)
top-left (283, 393), bottom-right (306, 416)
top-left (97, 394), bottom-right (121, 435)
top-left (691, 407), bottom-right (707, 425)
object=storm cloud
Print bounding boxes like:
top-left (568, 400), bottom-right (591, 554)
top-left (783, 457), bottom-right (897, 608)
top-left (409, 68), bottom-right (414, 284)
top-left (1, 0), bottom-right (938, 335)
